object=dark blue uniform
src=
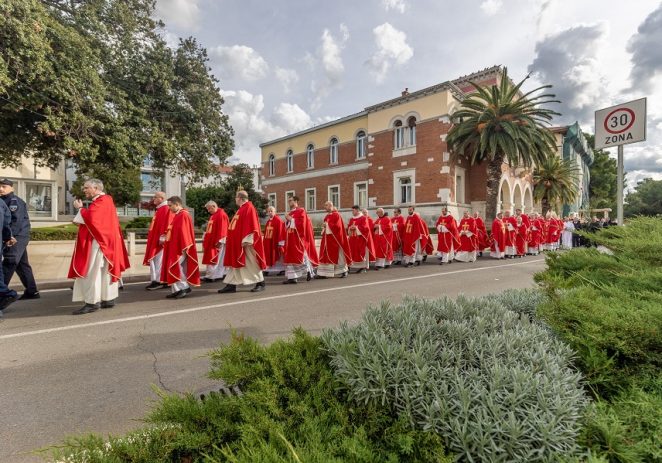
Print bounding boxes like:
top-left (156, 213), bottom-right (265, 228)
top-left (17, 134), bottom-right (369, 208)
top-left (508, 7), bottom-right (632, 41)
top-left (0, 199), bottom-right (18, 313)
top-left (2, 192), bottom-right (39, 296)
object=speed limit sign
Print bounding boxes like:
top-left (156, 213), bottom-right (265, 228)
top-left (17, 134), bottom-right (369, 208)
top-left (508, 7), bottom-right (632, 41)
top-left (594, 98), bottom-right (646, 149)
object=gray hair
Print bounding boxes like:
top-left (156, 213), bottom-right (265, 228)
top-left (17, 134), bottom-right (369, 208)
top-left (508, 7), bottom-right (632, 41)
top-left (205, 200), bottom-right (218, 207)
top-left (84, 178), bottom-right (104, 192)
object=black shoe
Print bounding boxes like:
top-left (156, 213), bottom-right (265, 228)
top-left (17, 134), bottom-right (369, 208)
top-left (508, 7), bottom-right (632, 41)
top-left (100, 299), bottom-right (116, 309)
top-left (307, 272), bottom-right (312, 281)
top-left (218, 284), bottom-right (237, 293)
top-left (385, 265), bottom-right (391, 269)
top-left (406, 263), bottom-right (413, 267)
top-left (19, 292), bottom-right (40, 300)
top-left (72, 303), bottom-right (99, 315)
top-left (439, 261), bottom-right (444, 265)
top-left (174, 289), bottom-right (189, 298)
top-left (166, 290), bottom-right (183, 299)
top-left (354, 268), bottom-right (367, 274)
top-left (314, 275), bottom-right (328, 279)
top-left (422, 255), bottom-right (428, 262)
top-left (146, 282), bottom-right (162, 290)
top-left (278, 271), bottom-right (285, 276)
top-left (282, 279), bottom-right (298, 284)
top-left (250, 282), bottom-right (265, 293)
top-left (373, 267), bottom-right (380, 271)
top-left (0, 295), bottom-right (18, 311)
top-left (340, 272), bottom-right (348, 278)
top-left (414, 261), bottom-right (421, 266)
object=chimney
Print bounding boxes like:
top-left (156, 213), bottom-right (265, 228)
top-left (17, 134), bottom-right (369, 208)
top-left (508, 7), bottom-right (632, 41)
top-left (401, 87), bottom-right (409, 96)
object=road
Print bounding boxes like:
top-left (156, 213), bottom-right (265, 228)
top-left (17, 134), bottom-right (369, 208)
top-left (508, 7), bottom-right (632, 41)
top-left (0, 256), bottom-right (546, 462)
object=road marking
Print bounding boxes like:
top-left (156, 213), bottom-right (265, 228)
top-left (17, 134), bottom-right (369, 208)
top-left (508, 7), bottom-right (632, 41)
top-left (0, 259), bottom-right (544, 340)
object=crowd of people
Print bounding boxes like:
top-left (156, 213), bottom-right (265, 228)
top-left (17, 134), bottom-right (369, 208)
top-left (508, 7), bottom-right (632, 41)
top-left (0, 177), bottom-right (608, 317)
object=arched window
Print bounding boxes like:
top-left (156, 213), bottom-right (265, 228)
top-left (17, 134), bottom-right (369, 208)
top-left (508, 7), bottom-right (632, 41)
top-left (286, 150), bottom-right (293, 173)
top-left (393, 120), bottom-right (404, 149)
top-left (268, 154), bottom-right (275, 176)
top-left (306, 144), bottom-right (315, 168)
top-left (356, 131), bottom-right (366, 159)
top-left (407, 116), bottom-right (417, 146)
top-left (329, 138), bottom-right (339, 164)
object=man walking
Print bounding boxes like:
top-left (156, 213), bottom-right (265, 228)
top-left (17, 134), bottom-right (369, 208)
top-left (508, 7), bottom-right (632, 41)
top-left (68, 179), bottom-right (130, 314)
top-left (373, 208), bottom-right (393, 270)
top-left (317, 201), bottom-right (351, 278)
top-left (143, 191), bottom-right (172, 290)
top-left (390, 208), bottom-right (405, 265)
top-left (0, 178), bottom-right (39, 300)
top-left (283, 196), bottom-right (318, 284)
top-left (0, 197), bottom-right (18, 318)
top-left (402, 206), bottom-right (426, 267)
top-left (347, 205), bottom-right (375, 273)
top-left (263, 206), bottom-right (286, 276)
top-left (201, 201), bottom-right (229, 282)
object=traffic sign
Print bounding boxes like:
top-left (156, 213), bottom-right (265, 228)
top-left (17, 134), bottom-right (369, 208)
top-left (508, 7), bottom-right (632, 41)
top-left (594, 98), bottom-right (646, 149)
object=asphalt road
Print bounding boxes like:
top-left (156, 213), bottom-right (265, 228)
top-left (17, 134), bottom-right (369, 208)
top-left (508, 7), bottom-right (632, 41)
top-left (0, 255), bottom-right (546, 462)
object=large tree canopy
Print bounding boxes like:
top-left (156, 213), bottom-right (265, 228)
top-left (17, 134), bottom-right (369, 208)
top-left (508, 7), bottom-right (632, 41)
top-left (584, 133), bottom-right (619, 212)
top-left (625, 178), bottom-right (662, 217)
top-left (0, 0), bottom-right (234, 199)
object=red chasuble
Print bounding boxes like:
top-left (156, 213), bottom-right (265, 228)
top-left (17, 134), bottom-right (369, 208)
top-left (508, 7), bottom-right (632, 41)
top-left (504, 216), bottom-right (518, 248)
top-left (319, 211), bottom-right (352, 265)
top-left (547, 218), bottom-right (561, 244)
top-left (391, 215), bottom-right (406, 254)
top-left (143, 204), bottom-right (174, 266)
top-left (373, 216), bottom-right (394, 260)
top-left (263, 215), bottom-right (286, 268)
top-left (515, 222), bottom-right (529, 255)
top-left (490, 218), bottom-right (507, 253)
top-left (223, 201), bottom-right (267, 270)
top-left (347, 215), bottom-right (375, 262)
top-left (458, 217), bottom-right (478, 252)
top-left (528, 218), bottom-right (543, 249)
top-left (68, 194), bottom-right (129, 283)
top-left (402, 213), bottom-right (425, 256)
top-left (475, 216), bottom-right (489, 251)
top-left (284, 207), bottom-right (319, 266)
top-left (202, 208), bottom-right (229, 265)
top-left (435, 214), bottom-right (460, 253)
top-left (160, 209), bottom-right (200, 286)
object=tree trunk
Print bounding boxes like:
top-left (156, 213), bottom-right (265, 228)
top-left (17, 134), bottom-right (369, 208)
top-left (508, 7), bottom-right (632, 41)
top-left (485, 154), bottom-right (504, 229)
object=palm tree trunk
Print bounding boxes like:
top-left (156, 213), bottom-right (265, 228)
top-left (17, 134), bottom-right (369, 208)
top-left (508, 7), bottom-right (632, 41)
top-left (485, 154), bottom-right (503, 228)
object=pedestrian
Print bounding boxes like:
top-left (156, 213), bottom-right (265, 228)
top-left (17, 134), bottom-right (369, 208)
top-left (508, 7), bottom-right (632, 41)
top-left (401, 206), bottom-right (426, 267)
top-left (218, 190), bottom-right (267, 293)
top-left (263, 206), bottom-right (286, 276)
top-left (527, 212), bottom-right (543, 255)
top-left (0, 178), bottom-right (39, 300)
top-left (490, 212), bottom-right (506, 259)
top-left (160, 196), bottom-right (200, 299)
top-left (503, 210), bottom-right (518, 258)
top-left (455, 211), bottom-right (478, 262)
top-left (390, 208), bottom-right (405, 265)
top-left (68, 179), bottom-right (130, 315)
top-left (0, 197), bottom-right (18, 318)
top-left (435, 207), bottom-right (459, 264)
top-left (473, 211), bottom-right (488, 257)
top-left (143, 191), bottom-right (173, 290)
top-left (283, 196), bottom-right (318, 284)
top-left (201, 201), bottom-right (229, 282)
top-left (347, 205), bottom-right (375, 273)
top-left (562, 216), bottom-right (575, 249)
top-left (515, 216), bottom-right (529, 257)
top-left (372, 208), bottom-right (393, 270)
top-left (317, 201), bottom-right (351, 278)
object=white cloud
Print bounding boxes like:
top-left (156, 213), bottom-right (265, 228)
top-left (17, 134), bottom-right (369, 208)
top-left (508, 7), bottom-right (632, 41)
top-left (310, 24), bottom-right (350, 111)
top-left (155, 0), bottom-right (200, 29)
top-left (272, 103), bottom-right (313, 131)
top-left (626, 3), bottom-right (662, 93)
top-left (367, 23), bottom-right (414, 84)
top-left (275, 67), bottom-right (300, 93)
top-left (480, 0), bottom-right (503, 16)
top-left (209, 45), bottom-right (269, 82)
top-left (382, 0), bottom-right (407, 13)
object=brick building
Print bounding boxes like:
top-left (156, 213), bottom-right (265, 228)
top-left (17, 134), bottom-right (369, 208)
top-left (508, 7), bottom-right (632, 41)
top-left (260, 66), bottom-right (536, 224)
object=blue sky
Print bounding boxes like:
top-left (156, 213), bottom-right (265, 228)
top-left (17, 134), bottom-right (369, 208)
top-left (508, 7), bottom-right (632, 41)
top-left (155, 0), bottom-right (662, 187)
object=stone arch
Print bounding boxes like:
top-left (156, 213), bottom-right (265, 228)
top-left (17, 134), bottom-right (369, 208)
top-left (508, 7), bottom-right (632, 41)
top-left (499, 177), bottom-right (512, 213)
top-left (524, 185), bottom-right (534, 213)
top-left (513, 183), bottom-right (524, 211)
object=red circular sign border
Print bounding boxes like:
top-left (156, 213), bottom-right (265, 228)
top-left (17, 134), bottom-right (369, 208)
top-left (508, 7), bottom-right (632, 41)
top-left (604, 108), bottom-right (635, 134)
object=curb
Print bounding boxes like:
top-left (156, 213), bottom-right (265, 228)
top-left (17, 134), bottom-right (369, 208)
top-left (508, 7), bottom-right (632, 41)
top-left (10, 273), bottom-right (152, 291)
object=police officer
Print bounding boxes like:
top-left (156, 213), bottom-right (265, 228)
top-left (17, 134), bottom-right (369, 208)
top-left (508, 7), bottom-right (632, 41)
top-left (0, 178), bottom-right (40, 301)
top-left (0, 195), bottom-right (18, 318)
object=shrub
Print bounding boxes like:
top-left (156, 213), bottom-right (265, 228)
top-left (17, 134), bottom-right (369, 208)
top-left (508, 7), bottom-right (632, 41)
top-left (322, 294), bottom-right (588, 462)
top-left (30, 226), bottom-right (79, 241)
top-left (124, 216), bottom-right (153, 230)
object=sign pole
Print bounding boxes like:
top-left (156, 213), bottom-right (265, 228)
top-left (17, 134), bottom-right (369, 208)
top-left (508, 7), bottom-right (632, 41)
top-left (617, 144), bottom-right (624, 226)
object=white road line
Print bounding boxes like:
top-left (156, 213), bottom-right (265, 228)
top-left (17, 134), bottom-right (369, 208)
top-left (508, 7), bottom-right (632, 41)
top-left (0, 259), bottom-right (544, 340)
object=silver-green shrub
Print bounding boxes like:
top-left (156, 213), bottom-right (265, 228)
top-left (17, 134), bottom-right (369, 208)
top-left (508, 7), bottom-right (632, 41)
top-left (322, 291), bottom-right (588, 462)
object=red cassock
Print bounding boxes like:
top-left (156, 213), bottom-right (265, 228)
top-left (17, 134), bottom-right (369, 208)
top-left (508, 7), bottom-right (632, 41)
top-left (422, 223), bottom-right (435, 255)
top-left (223, 201), bottom-right (267, 270)
top-left (547, 218), bottom-right (560, 244)
top-left (284, 207), bottom-right (319, 266)
top-left (263, 215), bottom-right (286, 268)
top-left (373, 216), bottom-right (394, 261)
top-left (490, 218), bottom-right (507, 254)
top-left (520, 214), bottom-right (531, 229)
top-left (68, 194), bottom-right (129, 283)
top-left (475, 217), bottom-right (489, 251)
top-left (528, 218), bottom-right (543, 249)
top-left (319, 211), bottom-right (352, 265)
top-left (504, 216), bottom-right (518, 248)
top-left (458, 217), bottom-right (478, 252)
top-left (402, 214), bottom-right (425, 256)
top-left (391, 215), bottom-right (406, 254)
top-left (202, 208), bottom-right (229, 265)
top-left (348, 215), bottom-right (375, 262)
top-left (160, 210), bottom-right (200, 286)
top-left (143, 204), bottom-right (173, 266)
top-left (515, 223), bottom-right (529, 255)
top-left (435, 214), bottom-right (460, 254)
top-left (541, 219), bottom-right (550, 246)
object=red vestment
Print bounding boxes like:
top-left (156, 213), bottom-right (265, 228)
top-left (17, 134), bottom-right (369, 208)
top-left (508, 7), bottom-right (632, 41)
top-left (263, 215), bottom-right (286, 268)
top-left (373, 216), bottom-right (393, 261)
top-left (390, 215), bottom-right (406, 254)
top-left (223, 201), bottom-right (267, 269)
top-left (515, 222), bottom-right (529, 255)
top-left (490, 218), bottom-right (507, 253)
top-left (528, 218), bottom-right (543, 250)
top-left (284, 207), bottom-right (319, 266)
top-left (202, 208), bottom-right (229, 265)
top-left (348, 215), bottom-right (375, 262)
top-left (504, 216), bottom-right (518, 248)
top-left (458, 217), bottom-right (478, 252)
top-left (143, 204), bottom-right (173, 265)
top-left (435, 214), bottom-right (460, 253)
top-left (422, 223), bottom-right (435, 255)
top-left (160, 209), bottom-right (200, 286)
top-left (475, 216), bottom-right (489, 250)
top-left (402, 213), bottom-right (425, 256)
top-left (319, 211), bottom-right (352, 265)
top-left (547, 218), bottom-right (561, 244)
top-left (68, 194), bottom-right (129, 283)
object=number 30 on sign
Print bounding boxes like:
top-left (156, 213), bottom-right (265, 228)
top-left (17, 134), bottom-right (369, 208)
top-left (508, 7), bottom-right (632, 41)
top-left (594, 98), bottom-right (647, 149)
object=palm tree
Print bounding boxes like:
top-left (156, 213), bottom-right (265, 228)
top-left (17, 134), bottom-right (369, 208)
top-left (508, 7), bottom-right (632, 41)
top-left (446, 68), bottom-right (559, 224)
top-left (533, 156), bottom-right (580, 215)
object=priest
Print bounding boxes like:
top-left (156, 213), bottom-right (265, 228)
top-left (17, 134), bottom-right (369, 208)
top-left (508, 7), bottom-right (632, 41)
top-left (160, 196), bottom-right (200, 298)
top-left (401, 206), bottom-right (426, 267)
top-left (435, 208), bottom-right (459, 264)
top-left (201, 201), bottom-right (229, 282)
top-left (490, 212), bottom-right (507, 259)
top-left (68, 179), bottom-right (130, 315)
top-left (317, 201), bottom-right (352, 278)
top-left (390, 208), bottom-right (405, 265)
top-left (218, 190), bottom-right (267, 293)
top-left (473, 211), bottom-right (489, 257)
top-left (347, 205), bottom-right (375, 273)
top-left (373, 208), bottom-right (393, 269)
top-left (503, 210), bottom-right (518, 258)
top-left (455, 211), bottom-right (478, 262)
top-left (143, 191), bottom-right (173, 290)
top-left (283, 196), bottom-right (318, 284)
top-left (263, 206), bottom-right (286, 275)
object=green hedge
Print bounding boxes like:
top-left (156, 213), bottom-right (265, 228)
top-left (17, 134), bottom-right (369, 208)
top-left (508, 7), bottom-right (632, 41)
top-left (30, 226), bottom-right (79, 241)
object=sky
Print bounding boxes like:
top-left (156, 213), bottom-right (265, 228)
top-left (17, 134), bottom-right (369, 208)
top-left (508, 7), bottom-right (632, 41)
top-left (154, 0), bottom-right (662, 189)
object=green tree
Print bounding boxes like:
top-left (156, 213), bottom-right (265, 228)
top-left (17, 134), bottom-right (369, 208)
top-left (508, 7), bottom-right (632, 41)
top-left (532, 156), bottom-right (580, 215)
top-left (585, 133), bottom-right (619, 212)
top-left (624, 178), bottom-right (662, 217)
top-left (446, 68), bottom-right (559, 223)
